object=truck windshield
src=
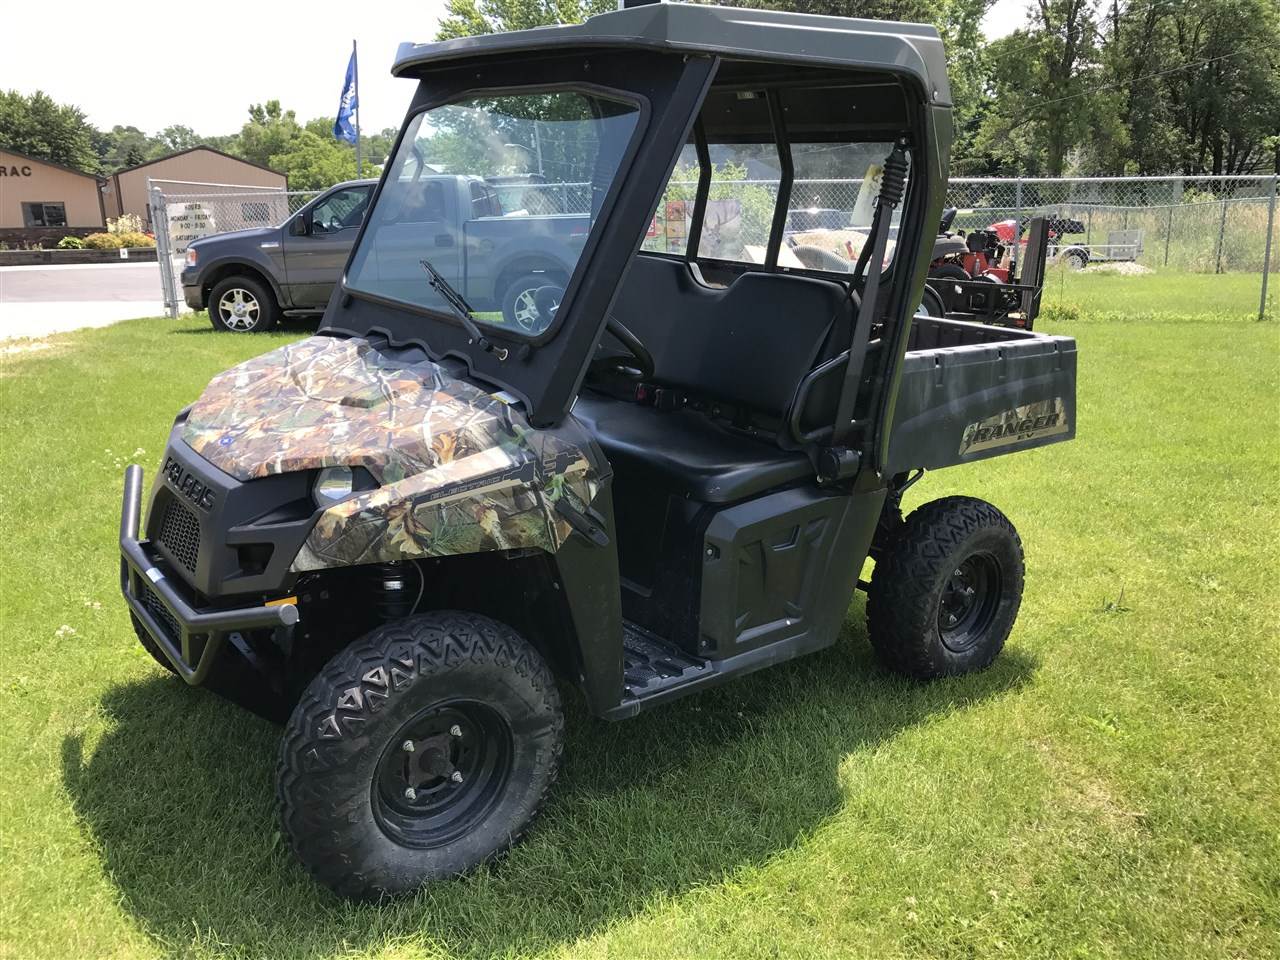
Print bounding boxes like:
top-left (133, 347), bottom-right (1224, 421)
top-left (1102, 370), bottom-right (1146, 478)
top-left (345, 90), bottom-right (640, 337)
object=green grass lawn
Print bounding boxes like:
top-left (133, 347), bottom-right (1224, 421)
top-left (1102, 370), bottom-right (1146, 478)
top-left (1, 308), bottom-right (1277, 960)
top-left (1040, 268), bottom-right (1274, 321)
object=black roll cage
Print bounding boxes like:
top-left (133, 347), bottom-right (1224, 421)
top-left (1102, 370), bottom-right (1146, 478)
top-left (638, 67), bottom-right (927, 466)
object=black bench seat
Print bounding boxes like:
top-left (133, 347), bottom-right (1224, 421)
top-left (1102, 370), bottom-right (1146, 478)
top-left (572, 393), bottom-right (812, 503)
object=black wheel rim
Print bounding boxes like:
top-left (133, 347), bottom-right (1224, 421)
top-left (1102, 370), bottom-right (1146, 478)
top-left (372, 700), bottom-right (513, 849)
top-left (938, 553), bottom-right (1002, 653)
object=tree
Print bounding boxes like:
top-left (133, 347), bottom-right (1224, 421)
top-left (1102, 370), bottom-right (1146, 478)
top-left (237, 100), bottom-right (302, 170)
top-left (158, 124), bottom-right (201, 153)
top-left (270, 131), bottom-right (360, 190)
top-left (92, 124), bottom-right (168, 170)
top-left (437, 0), bottom-right (614, 39)
top-left (974, 0), bottom-right (1108, 176)
top-left (0, 90), bottom-right (98, 173)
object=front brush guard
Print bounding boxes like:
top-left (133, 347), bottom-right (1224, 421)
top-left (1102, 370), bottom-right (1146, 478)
top-left (119, 464), bottom-right (298, 685)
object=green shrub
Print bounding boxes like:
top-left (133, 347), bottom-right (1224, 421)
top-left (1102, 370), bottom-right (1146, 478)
top-left (115, 231), bottom-right (156, 249)
top-left (56, 236), bottom-right (85, 249)
top-left (81, 233), bottom-right (123, 250)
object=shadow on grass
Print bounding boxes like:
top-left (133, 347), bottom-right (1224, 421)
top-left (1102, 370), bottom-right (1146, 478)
top-left (63, 629), bottom-right (1036, 959)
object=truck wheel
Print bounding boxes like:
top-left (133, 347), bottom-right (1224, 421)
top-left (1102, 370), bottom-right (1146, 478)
top-left (209, 275), bottom-right (279, 332)
top-left (276, 610), bottom-right (563, 900)
top-left (502, 275), bottom-right (562, 332)
top-left (928, 262), bottom-right (970, 282)
top-left (1062, 249), bottom-right (1088, 271)
top-left (919, 284), bottom-right (947, 317)
top-left (129, 613), bottom-right (178, 676)
top-left (866, 496), bottom-right (1024, 679)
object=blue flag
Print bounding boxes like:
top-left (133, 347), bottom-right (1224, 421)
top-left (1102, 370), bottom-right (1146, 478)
top-left (334, 49), bottom-right (359, 144)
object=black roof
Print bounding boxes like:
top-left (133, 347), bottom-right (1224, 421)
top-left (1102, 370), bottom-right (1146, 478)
top-left (394, 2), bottom-right (951, 106)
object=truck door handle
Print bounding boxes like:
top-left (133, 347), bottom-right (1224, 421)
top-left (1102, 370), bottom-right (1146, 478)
top-left (435, 234), bottom-right (454, 247)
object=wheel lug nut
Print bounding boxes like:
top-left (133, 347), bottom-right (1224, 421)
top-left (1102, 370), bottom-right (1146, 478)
top-left (404, 787), bottom-right (417, 800)
top-left (449, 725), bottom-right (463, 738)
top-left (402, 740), bottom-right (415, 753)
top-left (450, 771), bottom-right (464, 784)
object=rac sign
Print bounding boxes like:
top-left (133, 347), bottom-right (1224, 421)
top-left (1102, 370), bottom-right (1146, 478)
top-left (0, 164), bottom-right (34, 177)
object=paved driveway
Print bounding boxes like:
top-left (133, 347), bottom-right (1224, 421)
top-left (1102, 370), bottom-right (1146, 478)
top-left (0, 262), bottom-right (185, 341)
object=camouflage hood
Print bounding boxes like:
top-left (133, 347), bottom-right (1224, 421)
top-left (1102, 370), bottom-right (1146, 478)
top-left (185, 335), bottom-right (542, 484)
top-left (182, 335), bottom-right (603, 571)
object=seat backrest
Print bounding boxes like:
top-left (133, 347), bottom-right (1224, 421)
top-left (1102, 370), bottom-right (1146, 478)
top-left (612, 256), bottom-right (850, 421)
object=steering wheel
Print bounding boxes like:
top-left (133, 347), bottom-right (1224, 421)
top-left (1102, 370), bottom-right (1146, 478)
top-left (592, 315), bottom-right (654, 381)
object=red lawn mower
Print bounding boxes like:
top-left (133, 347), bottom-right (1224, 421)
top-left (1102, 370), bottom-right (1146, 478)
top-left (923, 209), bottom-right (1051, 328)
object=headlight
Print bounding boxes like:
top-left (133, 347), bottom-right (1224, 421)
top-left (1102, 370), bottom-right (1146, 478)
top-left (185, 248), bottom-right (198, 267)
top-left (314, 466), bottom-right (354, 505)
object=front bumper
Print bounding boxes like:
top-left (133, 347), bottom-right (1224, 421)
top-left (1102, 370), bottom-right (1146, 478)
top-left (180, 266), bottom-right (203, 309)
top-left (120, 464), bottom-right (298, 685)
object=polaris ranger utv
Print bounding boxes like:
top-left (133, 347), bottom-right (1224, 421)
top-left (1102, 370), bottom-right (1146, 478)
top-left (119, 1), bottom-right (1077, 900)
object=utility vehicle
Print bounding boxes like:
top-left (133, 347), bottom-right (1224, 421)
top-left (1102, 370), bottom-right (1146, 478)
top-left (119, 1), bottom-right (1077, 900)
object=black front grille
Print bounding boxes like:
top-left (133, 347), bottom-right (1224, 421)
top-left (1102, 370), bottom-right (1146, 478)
top-left (139, 582), bottom-right (180, 644)
top-left (158, 499), bottom-right (201, 574)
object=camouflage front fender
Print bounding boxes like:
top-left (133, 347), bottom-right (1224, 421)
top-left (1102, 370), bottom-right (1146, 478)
top-left (180, 334), bottom-right (604, 572)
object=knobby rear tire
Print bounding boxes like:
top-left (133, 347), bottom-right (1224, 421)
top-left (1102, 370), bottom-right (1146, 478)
top-left (867, 496), bottom-right (1024, 679)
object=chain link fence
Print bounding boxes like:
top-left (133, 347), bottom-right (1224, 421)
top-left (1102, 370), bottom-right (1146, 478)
top-left (151, 173), bottom-right (1278, 322)
top-left (149, 179), bottom-right (321, 317)
top-left (946, 175), bottom-right (1278, 320)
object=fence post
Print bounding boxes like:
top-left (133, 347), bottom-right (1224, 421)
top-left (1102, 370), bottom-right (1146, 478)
top-left (148, 180), bottom-right (179, 319)
top-left (1260, 174), bottom-right (1277, 321)
top-left (1163, 203), bottom-right (1173, 267)
top-left (1014, 177), bottom-right (1023, 242)
top-left (1214, 198), bottom-right (1228, 275)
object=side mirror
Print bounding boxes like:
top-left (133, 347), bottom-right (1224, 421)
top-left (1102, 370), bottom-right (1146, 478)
top-left (291, 214), bottom-right (309, 236)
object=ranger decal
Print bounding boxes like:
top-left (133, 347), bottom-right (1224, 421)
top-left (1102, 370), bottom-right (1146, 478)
top-left (959, 397), bottom-right (1070, 456)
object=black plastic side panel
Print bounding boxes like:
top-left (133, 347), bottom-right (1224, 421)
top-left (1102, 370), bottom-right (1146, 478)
top-left (886, 324), bottom-right (1077, 474)
top-left (552, 486), bottom-right (626, 716)
top-left (698, 486), bottom-right (884, 660)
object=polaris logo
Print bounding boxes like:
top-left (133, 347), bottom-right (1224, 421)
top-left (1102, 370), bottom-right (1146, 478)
top-left (163, 456), bottom-right (216, 511)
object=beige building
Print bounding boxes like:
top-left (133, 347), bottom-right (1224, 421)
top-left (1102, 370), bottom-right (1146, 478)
top-left (0, 148), bottom-right (106, 232)
top-left (105, 147), bottom-right (286, 228)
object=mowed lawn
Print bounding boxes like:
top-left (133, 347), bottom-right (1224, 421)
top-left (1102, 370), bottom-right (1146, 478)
top-left (1, 290), bottom-right (1277, 959)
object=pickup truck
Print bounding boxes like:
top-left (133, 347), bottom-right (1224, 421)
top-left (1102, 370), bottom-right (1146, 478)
top-left (182, 175), bottom-right (587, 332)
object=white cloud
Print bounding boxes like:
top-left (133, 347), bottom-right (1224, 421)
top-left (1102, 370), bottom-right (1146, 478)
top-left (1, 0), bottom-right (450, 137)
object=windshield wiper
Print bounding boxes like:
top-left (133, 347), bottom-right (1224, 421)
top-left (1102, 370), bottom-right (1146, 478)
top-left (419, 259), bottom-right (507, 360)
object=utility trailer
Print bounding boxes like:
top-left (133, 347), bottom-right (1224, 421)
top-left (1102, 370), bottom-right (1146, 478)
top-left (117, 0), bottom-right (1077, 899)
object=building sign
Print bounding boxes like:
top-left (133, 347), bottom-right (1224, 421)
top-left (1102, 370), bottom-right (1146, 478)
top-left (168, 201), bottom-right (217, 251)
top-left (1, 164), bottom-right (34, 177)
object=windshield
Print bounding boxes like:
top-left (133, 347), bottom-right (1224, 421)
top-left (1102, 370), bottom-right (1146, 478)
top-left (345, 90), bottom-right (640, 337)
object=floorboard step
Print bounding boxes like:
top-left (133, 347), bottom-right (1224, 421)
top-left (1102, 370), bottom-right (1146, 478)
top-left (622, 621), bottom-right (712, 699)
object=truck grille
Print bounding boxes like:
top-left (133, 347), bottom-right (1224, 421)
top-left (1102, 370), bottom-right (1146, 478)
top-left (158, 499), bottom-right (201, 575)
top-left (139, 582), bottom-right (180, 644)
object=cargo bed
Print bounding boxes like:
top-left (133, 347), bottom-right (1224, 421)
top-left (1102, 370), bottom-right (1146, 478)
top-left (885, 316), bottom-right (1077, 474)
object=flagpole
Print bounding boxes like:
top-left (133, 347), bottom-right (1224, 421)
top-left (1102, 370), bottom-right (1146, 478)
top-left (353, 39), bottom-right (362, 178)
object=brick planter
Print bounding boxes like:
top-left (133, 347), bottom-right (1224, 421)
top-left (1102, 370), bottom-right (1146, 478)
top-left (0, 247), bottom-right (159, 267)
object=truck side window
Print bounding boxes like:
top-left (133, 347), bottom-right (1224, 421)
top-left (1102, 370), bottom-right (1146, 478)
top-left (470, 182), bottom-right (500, 219)
top-left (401, 181), bottom-right (446, 223)
top-left (310, 186), bottom-right (372, 234)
